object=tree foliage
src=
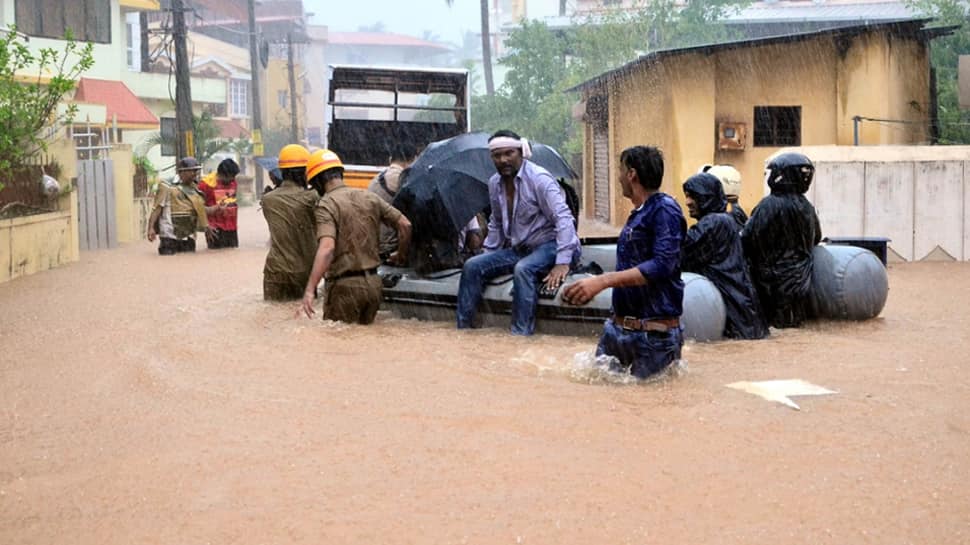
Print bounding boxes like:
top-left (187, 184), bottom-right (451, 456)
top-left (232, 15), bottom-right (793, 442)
top-left (0, 26), bottom-right (94, 190)
top-left (907, 0), bottom-right (970, 143)
top-left (471, 1), bottom-right (748, 159)
top-left (140, 112), bottom-right (243, 167)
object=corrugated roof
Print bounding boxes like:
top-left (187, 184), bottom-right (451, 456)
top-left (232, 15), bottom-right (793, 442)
top-left (534, 1), bottom-right (922, 30)
top-left (568, 18), bottom-right (936, 93)
top-left (73, 78), bottom-right (159, 128)
top-left (327, 32), bottom-right (451, 50)
top-left (727, 1), bottom-right (918, 23)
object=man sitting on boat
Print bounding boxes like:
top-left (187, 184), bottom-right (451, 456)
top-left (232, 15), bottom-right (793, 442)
top-left (456, 130), bottom-right (581, 336)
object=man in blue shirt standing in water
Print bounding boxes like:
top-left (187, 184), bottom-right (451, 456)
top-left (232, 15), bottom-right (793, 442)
top-left (563, 146), bottom-right (686, 379)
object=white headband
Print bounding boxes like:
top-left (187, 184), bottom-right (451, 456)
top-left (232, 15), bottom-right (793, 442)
top-left (488, 136), bottom-right (532, 159)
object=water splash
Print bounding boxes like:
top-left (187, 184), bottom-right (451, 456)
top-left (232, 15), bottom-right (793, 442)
top-left (566, 350), bottom-right (689, 386)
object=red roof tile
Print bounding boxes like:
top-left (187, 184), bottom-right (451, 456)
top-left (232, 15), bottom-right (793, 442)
top-left (74, 78), bottom-right (159, 127)
top-left (214, 118), bottom-right (250, 139)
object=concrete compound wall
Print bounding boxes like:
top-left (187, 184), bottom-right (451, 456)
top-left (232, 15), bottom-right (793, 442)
top-left (783, 146), bottom-right (970, 262)
top-left (0, 192), bottom-right (80, 284)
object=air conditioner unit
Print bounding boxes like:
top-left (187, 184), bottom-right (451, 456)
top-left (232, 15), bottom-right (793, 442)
top-left (718, 121), bottom-right (746, 151)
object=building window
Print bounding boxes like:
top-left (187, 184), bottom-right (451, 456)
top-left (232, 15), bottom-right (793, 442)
top-left (15, 0), bottom-right (111, 44)
top-left (754, 106), bottom-right (801, 147)
top-left (125, 12), bottom-right (141, 71)
top-left (230, 79), bottom-right (249, 117)
top-left (278, 90), bottom-right (289, 109)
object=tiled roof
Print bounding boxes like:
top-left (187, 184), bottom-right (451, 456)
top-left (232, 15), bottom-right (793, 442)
top-left (73, 78), bottom-right (159, 127)
top-left (214, 118), bottom-right (250, 139)
top-left (327, 32), bottom-right (451, 50)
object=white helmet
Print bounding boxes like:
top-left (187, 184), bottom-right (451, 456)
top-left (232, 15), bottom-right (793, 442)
top-left (705, 165), bottom-right (741, 198)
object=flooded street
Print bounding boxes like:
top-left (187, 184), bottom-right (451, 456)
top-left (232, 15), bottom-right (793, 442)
top-left (1, 206), bottom-right (968, 544)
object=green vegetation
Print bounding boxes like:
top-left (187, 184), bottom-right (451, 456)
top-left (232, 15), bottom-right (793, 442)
top-left (470, 1), bottom-right (748, 159)
top-left (907, 0), bottom-right (970, 143)
top-left (0, 26), bottom-right (94, 192)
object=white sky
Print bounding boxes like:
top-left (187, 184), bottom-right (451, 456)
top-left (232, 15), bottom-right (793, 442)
top-left (303, 0), bottom-right (561, 44)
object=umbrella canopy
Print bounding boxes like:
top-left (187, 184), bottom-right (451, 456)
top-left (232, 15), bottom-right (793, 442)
top-left (254, 156), bottom-right (279, 171)
top-left (392, 132), bottom-right (576, 272)
top-left (409, 132), bottom-right (577, 182)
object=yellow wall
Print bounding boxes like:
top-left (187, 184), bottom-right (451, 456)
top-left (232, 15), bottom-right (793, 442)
top-left (0, 192), bottom-right (79, 284)
top-left (714, 40), bottom-right (841, 214)
top-left (583, 28), bottom-right (932, 226)
top-left (264, 58), bottom-right (304, 134)
top-left (110, 146), bottom-right (136, 243)
top-left (888, 37), bottom-right (932, 144)
top-left (602, 63), bottom-right (674, 224)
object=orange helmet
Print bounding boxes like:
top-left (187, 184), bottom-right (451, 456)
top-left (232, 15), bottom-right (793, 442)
top-left (278, 144), bottom-right (310, 169)
top-left (306, 149), bottom-right (344, 181)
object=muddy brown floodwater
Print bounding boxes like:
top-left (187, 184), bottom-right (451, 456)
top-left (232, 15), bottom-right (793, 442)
top-left (1, 207), bottom-right (968, 544)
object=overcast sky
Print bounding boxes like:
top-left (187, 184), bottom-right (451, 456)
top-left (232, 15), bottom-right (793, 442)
top-left (303, 0), bottom-right (561, 44)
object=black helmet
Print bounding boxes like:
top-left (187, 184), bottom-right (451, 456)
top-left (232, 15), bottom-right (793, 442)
top-left (766, 152), bottom-right (814, 194)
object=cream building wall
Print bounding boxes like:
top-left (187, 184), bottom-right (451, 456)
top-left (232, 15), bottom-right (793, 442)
top-left (580, 25), bottom-right (933, 226)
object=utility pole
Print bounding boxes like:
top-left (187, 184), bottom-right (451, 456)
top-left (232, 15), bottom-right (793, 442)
top-left (172, 0), bottom-right (194, 159)
top-left (481, 0), bottom-right (494, 95)
top-left (248, 0), bottom-right (264, 194)
top-left (286, 31), bottom-right (299, 143)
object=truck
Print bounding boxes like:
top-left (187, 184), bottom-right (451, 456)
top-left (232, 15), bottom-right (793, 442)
top-left (326, 64), bottom-right (471, 189)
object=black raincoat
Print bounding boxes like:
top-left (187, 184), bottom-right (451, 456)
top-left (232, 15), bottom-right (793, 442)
top-left (682, 174), bottom-right (768, 340)
top-left (741, 176), bottom-right (821, 328)
top-left (728, 202), bottom-right (748, 230)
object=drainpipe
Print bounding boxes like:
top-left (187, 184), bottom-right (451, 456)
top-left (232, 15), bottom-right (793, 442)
top-left (852, 116), bottom-right (861, 146)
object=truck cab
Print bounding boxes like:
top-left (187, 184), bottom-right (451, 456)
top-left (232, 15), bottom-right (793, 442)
top-left (326, 65), bottom-right (470, 189)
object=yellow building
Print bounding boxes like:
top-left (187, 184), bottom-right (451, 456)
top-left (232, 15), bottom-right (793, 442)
top-left (264, 56), bottom-right (304, 137)
top-left (570, 20), bottom-right (946, 226)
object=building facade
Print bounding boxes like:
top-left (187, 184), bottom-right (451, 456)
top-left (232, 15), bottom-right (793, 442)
top-left (570, 20), bottom-right (941, 226)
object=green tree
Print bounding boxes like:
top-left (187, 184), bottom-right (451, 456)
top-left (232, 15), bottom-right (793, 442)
top-left (471, 1), bottom-right (749, 157)
top-left (907, 0), bottom-right (970, 143)
top-left (139, 112), bottom-right (237, 166)
top-left (0, 26), bottom-right (94, 191)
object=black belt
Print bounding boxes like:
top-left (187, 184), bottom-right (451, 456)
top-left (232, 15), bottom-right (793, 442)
top-left (611, 315), bottom-right (680, 332)
top-left (331, 267), bottom-right (378, 281)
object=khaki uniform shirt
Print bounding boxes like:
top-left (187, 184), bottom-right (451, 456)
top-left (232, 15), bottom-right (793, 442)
top-left (153, 182), bottom-right (207, 239)
top-left (261, 181), bottom-right (320, 282)
top-left (315, 182), bottom-right (403, 279)
top-left (367, 164), bottom-right (405, 255)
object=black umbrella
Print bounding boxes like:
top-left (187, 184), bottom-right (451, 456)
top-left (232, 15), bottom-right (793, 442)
top-left (409, 132), bottom-right (577, 182)
top-left (392, 132), bottom-right (576, 272)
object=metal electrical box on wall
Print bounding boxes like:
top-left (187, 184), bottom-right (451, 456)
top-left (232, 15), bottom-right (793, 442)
top-left (718, 121), bottom-right (746, 150)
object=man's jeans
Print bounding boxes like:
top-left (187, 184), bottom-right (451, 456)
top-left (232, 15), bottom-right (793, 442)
top-left (596, 320), bottom-right (683, 379)
top-left (456, 240), bottom-right (558, 335)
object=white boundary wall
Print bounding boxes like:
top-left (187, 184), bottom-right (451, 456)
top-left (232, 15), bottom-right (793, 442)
top-left (769, 146), bottom-right (970, 262)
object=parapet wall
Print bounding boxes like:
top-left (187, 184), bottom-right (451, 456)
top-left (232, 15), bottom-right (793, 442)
top-left (778, 146), bottom-right (970, 262)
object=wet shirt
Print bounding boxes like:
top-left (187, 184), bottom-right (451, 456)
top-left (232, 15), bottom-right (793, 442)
top-left (261, 181), bottom-right (319, 281)
top-left (367, 164), bottom-right (406, 255)
top-left (483, 160), bottom-right (580, 265)
top-left (152, 182), bottom-right (207, 240)
top-left (198, 177), bottom-right (238, 231)
top-left (315, 182), bottom-right (403, 279)
top-left (367, 164), bottom-right (405, 202)
top-left (613, 192), bottom-right (686, 320)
